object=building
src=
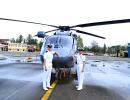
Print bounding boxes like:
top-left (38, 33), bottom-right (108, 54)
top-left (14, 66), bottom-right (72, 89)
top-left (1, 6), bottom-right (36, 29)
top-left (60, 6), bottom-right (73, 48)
top-left (0, 39), bottom-right (9, 51)
top-left (0, 39), bottom-right (9, 44)
top-left (8, 43), bottom-right (28, 52)
top-left (0, 44), bottom-right (8, 51)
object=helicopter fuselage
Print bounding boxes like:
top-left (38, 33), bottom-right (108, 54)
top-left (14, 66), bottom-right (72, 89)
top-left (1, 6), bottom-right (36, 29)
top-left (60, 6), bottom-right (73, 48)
top-left (40, 31), bottom-right (77, 68)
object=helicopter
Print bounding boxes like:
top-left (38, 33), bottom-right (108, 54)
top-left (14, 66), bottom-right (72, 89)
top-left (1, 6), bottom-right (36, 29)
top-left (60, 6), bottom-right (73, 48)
top-left (0, 18), bottom-right (130, 80)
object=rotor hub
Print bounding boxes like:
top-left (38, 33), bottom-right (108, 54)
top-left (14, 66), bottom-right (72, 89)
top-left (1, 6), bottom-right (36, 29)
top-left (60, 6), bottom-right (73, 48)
top-left (59, 26), bottom-right (70, 31)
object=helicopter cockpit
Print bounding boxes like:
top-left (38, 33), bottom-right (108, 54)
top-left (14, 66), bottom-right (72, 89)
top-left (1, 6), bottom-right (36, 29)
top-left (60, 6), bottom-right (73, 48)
top-left (45, 36), bottom-right (73, 48)
top-left (43, 35), bottom-right (75, 57)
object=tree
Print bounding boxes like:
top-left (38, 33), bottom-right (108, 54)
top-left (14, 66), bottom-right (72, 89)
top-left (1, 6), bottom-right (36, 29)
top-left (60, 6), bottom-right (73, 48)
top-left (26, 34), bottom-right (33, 45)
top-left (10, 38), bottom-right (15, 43)
top-left (116, 45), bottom-right (121, 57)
top-left (23, 39), bottom-right (26, 43)
top-left (77, 35), bottom-right (83, 48)
top-left (26, 34), bottom-right (38, 45)
top-left (120, 46), bottom-right (127, 51)
top-left (90, 40), bottom-right (98, 54)
top-left (97, 46), bottom-right (103, 54)
top-left (16, 35), bottom-right (23, 43)
top-left (39, 40), bottom-right (43, 50)
top-left (107, 47), bottom-right (112, 55)
top-left (33, 39), bottom-right (38, 45)
top-left (19, 35), bottom-right (23, 43)
top-left (103, 43), bottom-right (107, 54)
top-left (84, 46), bottom-right (89, 51)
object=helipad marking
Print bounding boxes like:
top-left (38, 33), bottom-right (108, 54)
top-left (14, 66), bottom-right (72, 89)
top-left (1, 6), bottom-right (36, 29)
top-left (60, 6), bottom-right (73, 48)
top-left (41, 80), bottom-right (58, 100)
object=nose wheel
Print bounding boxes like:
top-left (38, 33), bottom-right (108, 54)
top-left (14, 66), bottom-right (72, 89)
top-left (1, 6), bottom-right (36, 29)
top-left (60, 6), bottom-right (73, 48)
top-left (55, 68), bottom-right (71, 81)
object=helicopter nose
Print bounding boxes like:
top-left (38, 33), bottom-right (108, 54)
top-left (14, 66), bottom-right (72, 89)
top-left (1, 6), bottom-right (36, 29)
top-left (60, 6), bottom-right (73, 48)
top-left (53, 47), bottom-right (71, 57)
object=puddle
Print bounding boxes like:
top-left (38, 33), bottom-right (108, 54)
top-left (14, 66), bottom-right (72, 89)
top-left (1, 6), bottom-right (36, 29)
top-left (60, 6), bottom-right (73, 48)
top-left (91, 64), bottom-right (97, 67)
top-left (92, 60), bottom-right (101, 62)
top-left (0, 56), bottom-right (41, 64)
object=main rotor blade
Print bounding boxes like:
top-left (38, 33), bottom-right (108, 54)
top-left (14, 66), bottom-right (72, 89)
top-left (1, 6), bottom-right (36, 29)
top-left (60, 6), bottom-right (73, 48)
top-left (45, 29), bottom-right (59, 33)
top-left (0, 18), bottom-right (58, 28)
top-left (72, 29), bottom-right (105, 39)
top-left (71, 19), bottom-right (130, 28)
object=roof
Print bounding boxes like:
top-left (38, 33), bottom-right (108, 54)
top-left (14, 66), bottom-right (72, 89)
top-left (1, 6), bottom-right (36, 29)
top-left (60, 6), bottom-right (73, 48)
top-left (0, 39), bottom-right (9, 42)
top-left (0, 44), bottom-right (7, 48)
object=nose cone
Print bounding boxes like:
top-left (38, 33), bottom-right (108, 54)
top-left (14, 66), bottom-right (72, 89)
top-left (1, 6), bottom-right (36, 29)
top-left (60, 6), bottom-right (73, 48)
top-left (53, 47), bottom-right (73, 57)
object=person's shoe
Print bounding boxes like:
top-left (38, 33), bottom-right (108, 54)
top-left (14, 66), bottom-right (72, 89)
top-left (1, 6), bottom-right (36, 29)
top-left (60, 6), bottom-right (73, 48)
top-left (47, 86), bottom-right (53, 89)
top-left (77, 87), bottom-right (83, 91)
top-left (43, 87), bottom-right (48, 91)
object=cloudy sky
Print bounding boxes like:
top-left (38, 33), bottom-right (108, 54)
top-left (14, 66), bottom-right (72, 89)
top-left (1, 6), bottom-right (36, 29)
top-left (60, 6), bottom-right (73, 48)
top-left (0, 0), bottom-right (130, 47)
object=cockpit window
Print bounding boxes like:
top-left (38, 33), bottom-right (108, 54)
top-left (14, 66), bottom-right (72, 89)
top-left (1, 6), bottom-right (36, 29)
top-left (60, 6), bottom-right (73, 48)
top-left (59, 36), bottom-right (73, 47)
top-left (45, 37), bottom-right (58, 45)
top-left (45, 36), bottom-right (73, 47)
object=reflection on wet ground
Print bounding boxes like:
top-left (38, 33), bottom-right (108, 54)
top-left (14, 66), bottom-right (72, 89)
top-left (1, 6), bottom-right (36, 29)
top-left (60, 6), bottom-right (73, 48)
top-left (83, 60), bottom-right (130, 100)
top-left (49, 59), bottom-right (130, 100)
top-left (0, 55), bottom-right (41, 64)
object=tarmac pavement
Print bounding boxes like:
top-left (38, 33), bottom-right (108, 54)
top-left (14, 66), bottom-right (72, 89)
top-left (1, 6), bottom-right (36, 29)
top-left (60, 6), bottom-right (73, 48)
top-left (49, 61), bottom-right (130, 100)
top-left (0, 60), bottom-right (130, 100)
top-left (0, 63), bottom-right (44, 100)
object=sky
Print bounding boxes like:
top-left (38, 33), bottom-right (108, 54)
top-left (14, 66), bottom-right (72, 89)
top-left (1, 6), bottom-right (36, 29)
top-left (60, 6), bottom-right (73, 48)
top-left (0, 0), bottom-right (130, 47)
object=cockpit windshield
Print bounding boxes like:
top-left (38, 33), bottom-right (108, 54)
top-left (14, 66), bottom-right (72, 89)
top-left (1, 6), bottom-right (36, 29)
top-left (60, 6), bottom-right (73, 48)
top-left (58, 36), bottom-right (73, 47)
top-left (45, 37), bottom-right (58, 45)
top-left (45, 36), bottom-right (73, 48)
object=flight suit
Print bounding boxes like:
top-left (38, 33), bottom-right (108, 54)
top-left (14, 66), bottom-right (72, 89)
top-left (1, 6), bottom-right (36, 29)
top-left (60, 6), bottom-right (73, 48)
top-left (43, 51), bottom-right (55, 89)
top-left (76, 53), bottom-right (86, 90)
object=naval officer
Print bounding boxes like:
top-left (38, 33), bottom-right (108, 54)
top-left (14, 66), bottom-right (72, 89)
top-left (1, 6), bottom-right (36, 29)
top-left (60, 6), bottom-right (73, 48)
top-left (43, 44), bottom-right (58, 90)
top-left (75, 48), bottom-right (86, 90)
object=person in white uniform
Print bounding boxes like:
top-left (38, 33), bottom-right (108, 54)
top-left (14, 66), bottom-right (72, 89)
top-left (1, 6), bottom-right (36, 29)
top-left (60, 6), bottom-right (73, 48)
top-left (43, 44), bottom-right (58, 90)
top-left (40, 42), bottom-right (44, 64)
top-left (75, 48), bottom-right (86, 90)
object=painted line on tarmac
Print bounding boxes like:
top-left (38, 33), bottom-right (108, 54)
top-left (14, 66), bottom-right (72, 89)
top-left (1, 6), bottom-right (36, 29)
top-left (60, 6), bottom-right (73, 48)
top-left (41, 80), bottom-right (58, 100)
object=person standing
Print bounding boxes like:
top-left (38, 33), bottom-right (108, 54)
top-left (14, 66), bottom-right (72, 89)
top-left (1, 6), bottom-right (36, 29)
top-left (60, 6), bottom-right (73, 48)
top-left (43, 44), bottom-right (58, 90)
top-left (40, 42), bottom-right (44, 64)
top-left (75, 48), bottom-right (86, 90)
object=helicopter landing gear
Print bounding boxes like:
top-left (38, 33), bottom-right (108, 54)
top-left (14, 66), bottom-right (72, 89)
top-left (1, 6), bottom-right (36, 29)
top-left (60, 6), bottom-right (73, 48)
top-left (55, 68), bottom-right (71, 83)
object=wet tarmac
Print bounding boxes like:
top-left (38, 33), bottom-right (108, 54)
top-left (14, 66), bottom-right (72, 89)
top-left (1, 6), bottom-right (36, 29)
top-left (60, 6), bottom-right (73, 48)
top-left (49, 60), bottom-right (130, 100)
top-left (0, 51), bottom-right (40, 65)
top-left (0, 58), bottom-right (130, 100)
top-left (0, 63), bottom-right (44, 100)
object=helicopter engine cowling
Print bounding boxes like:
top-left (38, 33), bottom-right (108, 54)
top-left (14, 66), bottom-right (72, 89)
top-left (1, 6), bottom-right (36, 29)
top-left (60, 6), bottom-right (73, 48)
top-left (36, 31), bottom-right (46, 38)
